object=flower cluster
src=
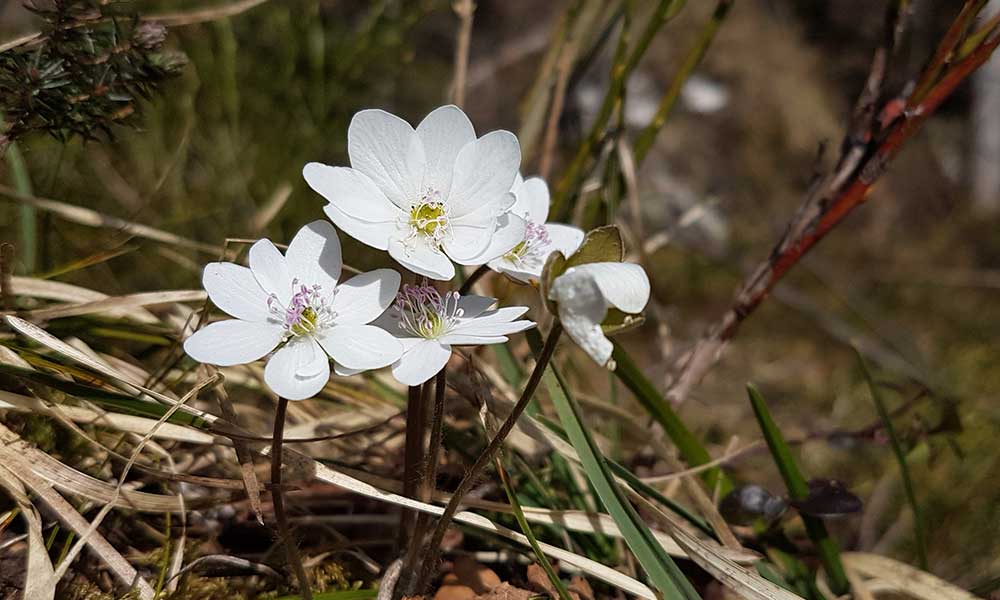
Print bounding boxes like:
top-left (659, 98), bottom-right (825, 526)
top-left (184, 105), bottom-right (650, 399)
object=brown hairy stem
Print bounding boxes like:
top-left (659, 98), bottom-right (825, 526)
top-left (414, 322), bottom-right (562, 592)
top-left (272, 397), bottom-right (312, 600)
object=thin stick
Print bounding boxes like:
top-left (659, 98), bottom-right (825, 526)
top-left (538, 47), bottom-right (574, 180)
top-left (459, 264), bottom-right (490, 295)
top-left (272, 397), bottom-right (312, 600)
top-left (414, 322), bottom-right (563, 593)
top-left (451, 0), bottom-right (476, 108)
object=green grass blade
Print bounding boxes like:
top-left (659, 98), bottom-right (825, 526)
top-left (5, 140), bottom-right (36, 274)
top-left (612, 343), bottom-right (732, 494)
top-left (746, 384), bottom-right (849, 595)
top-left (855, 349), bottom-right (928, 569)
top-left (544, 362), bottom-right (700, 600)
top-left (497, 458), bottom-right (575, 600)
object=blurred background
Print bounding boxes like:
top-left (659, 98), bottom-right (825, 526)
top-left (2, 0), bottom-right (999, 594)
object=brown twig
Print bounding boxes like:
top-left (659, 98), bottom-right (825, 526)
top-left (400, 383), bottom-right (426, 548)
top-left (0, 244), bottom-right (14, 312)
top-left (451, 0), bottom-right (476, 108)
top-left (663, 17), bottom-right (1000, 406)
top-left (414, 322), bottom-right (562, 593)
top-left (272, 397), bottom-right (312, 600)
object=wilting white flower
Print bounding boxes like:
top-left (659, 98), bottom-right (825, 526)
top-left (184, 221), bottom-right (403, 400)
top-left (303, 105), bottom-right (526, 281)
top-left (371, 284), bottom-right (534, 385)
top-left (548, 262), bottom-right (650, 369)
top-left (487, 174), bottom-right (584, 283)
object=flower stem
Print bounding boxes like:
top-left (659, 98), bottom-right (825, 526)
top-left (413, 322), bottom-right (563, 593)
top-left (400, 383), bottom-right (425, 547)
top-left (271, 397), bottom-right (312, 600)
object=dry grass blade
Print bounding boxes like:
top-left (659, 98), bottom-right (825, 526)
top-left (0, 422), bottom-right (191, 512)
top-left (0, 430), bottom-right (156, 598)
top-left (9, 276), bottom-right (160, 323)
top-left (0, 465), bottom-right (56, 600)
top-left (842, 553), bottom-right (979, 600)
top-left (308, 460), bottom-right (658, 599)
top-left (0, 185), bottom-right (219, 254)
top-left (251, 182), bottom-right (293, 233)
top-left (4, 315), bottom-right (221, 426)
top-left (23, 290), bottom-right (206, 320)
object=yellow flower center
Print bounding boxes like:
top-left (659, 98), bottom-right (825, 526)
top-left (409, 201), bottom-right (448, 239)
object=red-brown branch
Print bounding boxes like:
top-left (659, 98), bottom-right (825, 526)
top-left (665, 32), bottom-right (1000, 405)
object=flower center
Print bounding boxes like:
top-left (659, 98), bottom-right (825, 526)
top-left (402, 189), bottom-right (450, 248)
top-left (504, 220), bottom-right (551, 267)
top-left (268, 280), bottom-right (336, 338)
top-left (393, 284), bottom-right (463, 339)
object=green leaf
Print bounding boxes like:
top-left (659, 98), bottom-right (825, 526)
top-left (855, 349), bottom-right (927, 569)
top-left (273, 589), bottom-right (377, 600)
top-left (611, 343), bottom-right (731, 494)
top-left (746, 384), bottom-right (848, 595)
top-left (543, 362), bottom-right (699, 600)
top-left (565, 224), bottom-right (625, 268)
top-left (601, 309), bottom-right (645, 336)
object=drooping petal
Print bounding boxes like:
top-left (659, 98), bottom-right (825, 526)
top-left (285, 220), bottom-right (342, 293)
top-left (390, 338), bottom-right (452, 386)
top-left (457, 305), bottom-right (529, 327)
top-left (457, 294), bottom-right (496, 319)
top-left (249, 239), bottom-right (292, 305)
top-left (544, 223), bottom-right (586, 257)
top-left (387, 235), bottom-right (455, 281)
top-left (303, 163), bottom-right (401, 224)
top-left (202, 262), bottom-right (272, 322)
top-left (549, 262), bottom-right (651, 367)
top-left (572, 262), bottom-right (650, 314)
top-left (516, 176), bottom-right (550, 223)
top-left (487, 260), bottom-right (536, 284)
top-left (447, 130), bottom-right (521, 218)
top-left (453, 213), bottom-right (526, 266)
top-left (317, 324), bottom-right (403, 370)
top-left (264, 337), bottom-right (330, 400)
top-left (415, 105), bottom-right (475, 199)
top-left (329, 269), bottom-right (401, 324)
top-left (348, 109), bottom-right (426, 209)
top-left (452, 318), bottom-right (534, 339)
top-left (322, 203), bottom-right (395, 251)
top-left (183, 319), bottom-right (284, 367)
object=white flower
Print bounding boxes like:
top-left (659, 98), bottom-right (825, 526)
top-left (548, 262), bottom-right (650, 369)
top-left (302, 105), bottom-right (527, 281)
top-left (487, 174), bottom-right (584, 283)
top-left (184, 221), bottom-right (403, 400)
top-left (371, 284), bottom-right (534, 385)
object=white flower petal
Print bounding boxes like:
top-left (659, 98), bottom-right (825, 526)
top-left (249, 239), bottom-right (292, 305)
top-left (303, 163), bottom-right (401, 224)
top-left (570, 262), bottom-right (650, 314)
top-left (488, 261), bottom-right (537, 284)
top-left (334, 363), bottom-right (365, 377)
top-left (183, 320), bottom-right (284, 367)
top-left (329, 268), bottom-right (400, 324)
top-left (510, 171), bottom-right (524, 193)
top-left (544, 223), bottom-right (586, 257)
top-left (322, 203), bottom-right (395, 251)
top-left (447, 130), bottom-right (521, 218)
top-left (387, 235), bottom-right (456, 281)
top-left (516, 176), bottom-right (550, 223)
top-left (317, 324), bottom-right (402, 370)
top-left (265, 337), bottom-right (330, 400)
top-left (285, 220), bottom-right (342, 293)
top-left (202, 262), bottom-right (271, 322)
top-left (458, 213), bottom-right (527, 266)
top-left (457, 305), bottom-right (529, 327)
top-left (438, 333), bottom-right (509, 345)
top-left (457, 294), bottom-right (496, 319)
top-left (442, 218), bottom-right (496, 265)
top-left (391, 339), bottom-right (452, 386)
top-left (548, 262), bottom-right (650, 367)
top-left (416, 105), bottom-right (475, 199)
top-left (348, 109), bottom-right (426, 209)
top-left (449, 318), bottom-right (534, 339)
